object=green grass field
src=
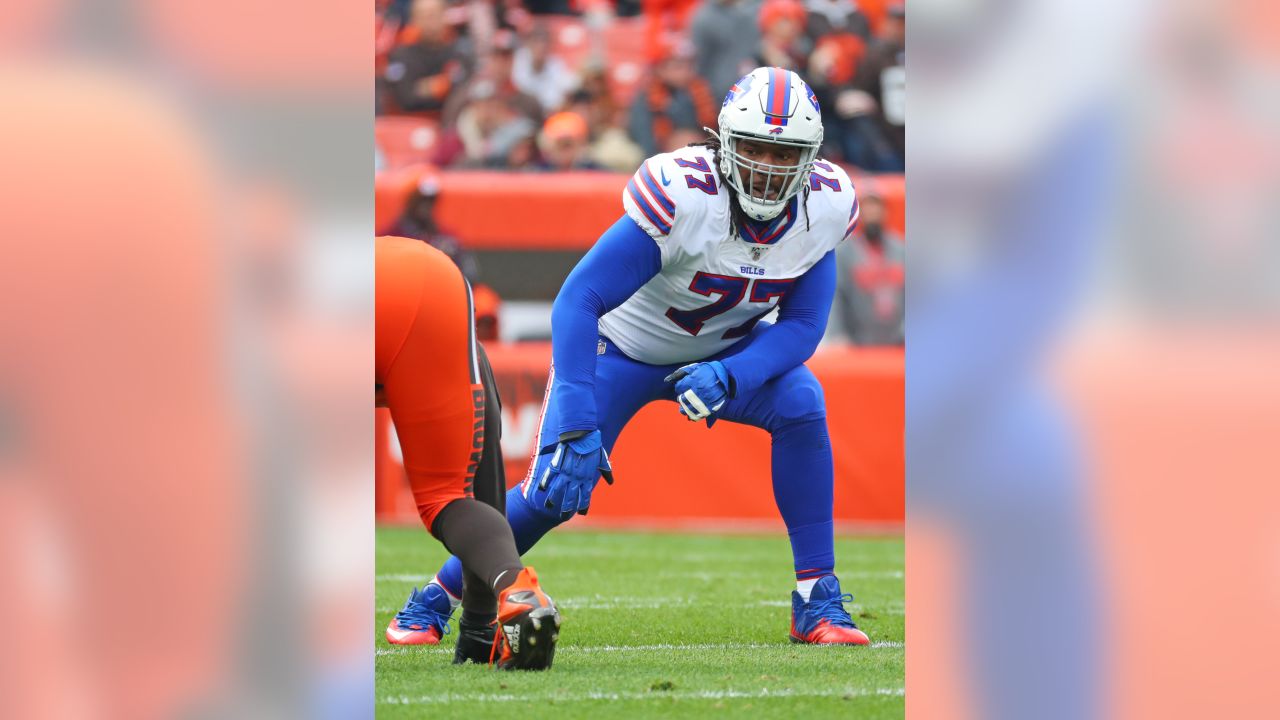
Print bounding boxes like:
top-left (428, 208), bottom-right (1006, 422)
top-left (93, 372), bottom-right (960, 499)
top-left (377, 525), bottom-right (904, 719)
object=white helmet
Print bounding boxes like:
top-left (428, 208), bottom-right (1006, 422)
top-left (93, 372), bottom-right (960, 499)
top-left (717, 67), bottom-right (824, 222)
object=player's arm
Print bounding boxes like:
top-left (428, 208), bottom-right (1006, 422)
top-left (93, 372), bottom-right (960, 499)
top-left (718, 249), bottom-right (838, 396)
top-left (533, 216), bottom-right (661, 518)
top-left (551, 215), bottom-right (662, 435)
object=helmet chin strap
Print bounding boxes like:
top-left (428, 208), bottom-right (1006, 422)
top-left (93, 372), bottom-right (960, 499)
top-left (731, 157), bottom-right (798, 221)
top-left (739, 192), bottom-right (785, 222)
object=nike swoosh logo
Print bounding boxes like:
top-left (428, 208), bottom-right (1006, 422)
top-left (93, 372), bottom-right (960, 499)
top-left (387, 627), bottom-right (415, 642)
top-left (659, 167), bottom-right (671, 186)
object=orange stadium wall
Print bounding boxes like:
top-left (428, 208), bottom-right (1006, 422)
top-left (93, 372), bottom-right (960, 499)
top-left (376, 344), bottom-right (904, 531)
top-left (375, 170), bottom-right (905, 248)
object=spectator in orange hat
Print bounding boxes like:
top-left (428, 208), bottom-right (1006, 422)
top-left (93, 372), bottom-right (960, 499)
top-left (627, 38), bottom-right (718, 156)
top-left (536, 111), bottom-right (603, 171)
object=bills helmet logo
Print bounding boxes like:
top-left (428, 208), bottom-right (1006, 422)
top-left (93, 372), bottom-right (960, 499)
top-left (768, 127), bottom-right (785, 134)
top-left (723, 73), bottom-right (755, 106)
top-left (805, 83), bottom-right (820, 113)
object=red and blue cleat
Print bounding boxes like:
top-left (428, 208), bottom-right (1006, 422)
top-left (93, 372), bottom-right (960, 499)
top-left (789, 575), bottom-right (871, 645)
top-left (385, 584), bottom-right (454, 645)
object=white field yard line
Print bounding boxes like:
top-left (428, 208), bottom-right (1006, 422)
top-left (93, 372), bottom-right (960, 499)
top-left (377, 599), bottom-right (905, 613)
top-left (376, 570), bottom-right (904, 582)
top-left (376, 640), bottom-right (903, 657)
top-left (381, 687), bottom-right (905, 704)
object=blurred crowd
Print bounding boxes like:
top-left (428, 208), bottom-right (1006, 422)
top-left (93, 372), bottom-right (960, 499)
top-left (375, 0), bottom-right (904, 347)
top-left (375, 0), bottom-right (905, 174)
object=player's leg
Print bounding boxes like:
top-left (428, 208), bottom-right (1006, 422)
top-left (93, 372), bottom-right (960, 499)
top-left (452, 342), bottom-right (520, 664)
top-left (425, 338), bottom-right (668, 618)
top-left (377, 238), bottom-right (559, 667)
top-left (716, 362), bottom-right (870, 645)
top-left (378, 238), bottom-right (524, 645)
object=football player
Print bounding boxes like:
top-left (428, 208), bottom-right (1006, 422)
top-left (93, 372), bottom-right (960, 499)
top-left (388, 67), bottom-right (871, 646)
top-left (377, 235), bottom-right (560, 669)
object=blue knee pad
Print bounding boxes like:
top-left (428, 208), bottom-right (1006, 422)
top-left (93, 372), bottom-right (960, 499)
top-left (771, 367), bottom-right (827, 427)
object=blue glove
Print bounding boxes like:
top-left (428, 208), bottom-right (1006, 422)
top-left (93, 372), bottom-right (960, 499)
top-left (534, 429), bottom-right (614, 519)
top-left (663, 361), bottom-right (733, 427)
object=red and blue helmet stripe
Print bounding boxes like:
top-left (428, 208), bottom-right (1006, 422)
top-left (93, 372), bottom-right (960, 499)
top-left (765, 67), bottom-right (792, 126)
top-left (805, 81), bottom-right (820, 113)
top-left (723, 72), bottom-right (755, 107)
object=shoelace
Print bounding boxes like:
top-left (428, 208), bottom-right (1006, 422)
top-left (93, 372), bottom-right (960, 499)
top-left (395, 598), bottom-right (452, 636)
top-left (810, 592), bottom-right (857, 628)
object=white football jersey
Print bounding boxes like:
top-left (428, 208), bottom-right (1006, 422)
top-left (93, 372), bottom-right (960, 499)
top-left (601, 146), bottom-right (860, 365)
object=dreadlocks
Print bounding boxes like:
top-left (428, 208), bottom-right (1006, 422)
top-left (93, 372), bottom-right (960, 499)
top-left (686, 132), bottom-right (814, 239)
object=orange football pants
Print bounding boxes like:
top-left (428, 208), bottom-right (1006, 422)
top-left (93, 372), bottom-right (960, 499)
top-left (375, 235), bottom-right (482, 532)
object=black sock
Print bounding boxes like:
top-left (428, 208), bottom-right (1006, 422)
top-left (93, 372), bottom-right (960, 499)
top-left (462, 569), bottom-right (498, 616)
top-left (461, 608), bottom-right (497, 627)
top-left (453, 608), bottom-right (497, 665)
top-left (431, 499), bottom-right (524, 608)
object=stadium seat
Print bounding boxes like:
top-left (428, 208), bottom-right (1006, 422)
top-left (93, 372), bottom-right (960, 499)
top-left (544, 16), bottom-right (649, 106)
top-left (375, 116), bottom-right (441, 171)
top-left (603, 18), bottom-right (648, 105)
top-left (545, 17), bottom-right (592, 70)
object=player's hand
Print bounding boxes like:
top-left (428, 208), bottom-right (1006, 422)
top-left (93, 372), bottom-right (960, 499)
top-left (664, 361), bottom-right (731, 426)
top-left (535, 429), bottom-right (614, 519)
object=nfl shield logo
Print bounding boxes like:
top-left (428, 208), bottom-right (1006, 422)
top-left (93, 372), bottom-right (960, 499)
top-left (749, 246), bottom-right (766, 261)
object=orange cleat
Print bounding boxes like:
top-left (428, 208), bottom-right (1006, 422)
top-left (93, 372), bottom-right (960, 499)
top-left (489, 567), bottom-right (561, 670)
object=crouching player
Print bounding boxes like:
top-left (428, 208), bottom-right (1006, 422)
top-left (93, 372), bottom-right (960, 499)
top-left (388, 67), bottom-right (871, 646)
top-left (377, 235), bottom-right (559, 669)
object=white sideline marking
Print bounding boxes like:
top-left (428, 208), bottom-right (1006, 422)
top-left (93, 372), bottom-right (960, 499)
top-left (381, 687), bottom-right (905, 704)
top-left (376, 640), bottom-right (903, 656)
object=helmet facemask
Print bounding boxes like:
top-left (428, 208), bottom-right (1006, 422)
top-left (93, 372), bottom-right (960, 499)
top-left (718, 130), bottom-right (820, 221)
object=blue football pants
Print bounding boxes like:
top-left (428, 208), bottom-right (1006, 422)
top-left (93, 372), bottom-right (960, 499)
top-left (432, 324), bottom-right (836, 599)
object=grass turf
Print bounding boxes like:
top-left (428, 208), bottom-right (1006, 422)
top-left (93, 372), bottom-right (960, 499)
top-left (376, 525), bottom-right (904, 719)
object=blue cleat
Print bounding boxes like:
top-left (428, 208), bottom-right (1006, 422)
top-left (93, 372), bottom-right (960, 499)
top-left (385, 584), bottom-right (454, 645)
top-left (790, 575), bottom-right (871, 645)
